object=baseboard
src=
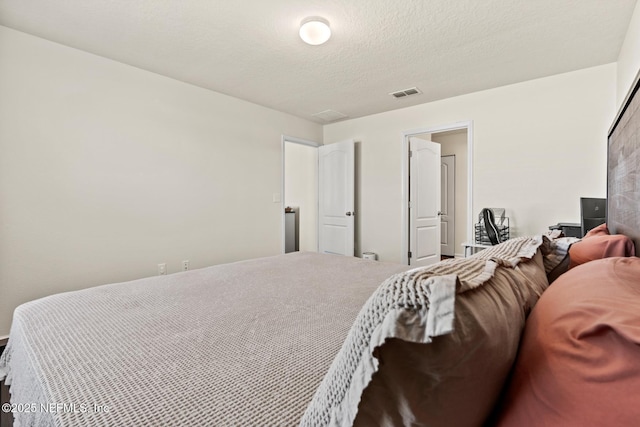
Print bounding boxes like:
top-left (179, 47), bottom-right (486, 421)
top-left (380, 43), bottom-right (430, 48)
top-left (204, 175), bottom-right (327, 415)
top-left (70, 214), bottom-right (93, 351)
top-left (0, 337), bottom-right (7, 348)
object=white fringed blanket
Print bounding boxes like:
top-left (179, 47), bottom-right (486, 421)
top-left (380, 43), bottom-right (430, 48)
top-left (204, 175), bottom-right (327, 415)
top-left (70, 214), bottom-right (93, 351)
top-left (300, 236), bottom-right (548, 426)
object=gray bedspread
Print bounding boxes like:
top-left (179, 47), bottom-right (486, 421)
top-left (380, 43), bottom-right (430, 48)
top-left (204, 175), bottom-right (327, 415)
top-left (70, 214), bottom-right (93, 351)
top-left (0, 252), bottom-right (408, 427)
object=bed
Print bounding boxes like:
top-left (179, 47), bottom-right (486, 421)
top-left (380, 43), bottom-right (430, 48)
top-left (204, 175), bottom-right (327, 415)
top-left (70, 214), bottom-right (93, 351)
top-left (0, 237), bottom-right (556, 427)
top-left (0, 237), bottom-right (638, 426)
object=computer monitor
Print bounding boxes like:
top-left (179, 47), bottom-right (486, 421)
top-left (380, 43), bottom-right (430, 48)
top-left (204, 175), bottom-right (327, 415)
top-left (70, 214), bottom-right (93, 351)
top-left (580, 197), bottom-right (606, 236)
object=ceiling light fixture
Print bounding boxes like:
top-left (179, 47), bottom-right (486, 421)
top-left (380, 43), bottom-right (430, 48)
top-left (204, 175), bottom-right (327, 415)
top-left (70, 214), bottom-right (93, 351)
top-left (299, 17), bottom-right (331, 45)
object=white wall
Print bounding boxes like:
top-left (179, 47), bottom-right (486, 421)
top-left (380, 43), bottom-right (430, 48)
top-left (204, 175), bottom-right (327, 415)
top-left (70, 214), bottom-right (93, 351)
top-left (617, 0), bottom-right (640, 108)
top-left (0, 26), bottom-right (322, 336)
top-left (324, 64), bottom-right (616, 263)
top-left (284, 142), bottom-right (318, 251)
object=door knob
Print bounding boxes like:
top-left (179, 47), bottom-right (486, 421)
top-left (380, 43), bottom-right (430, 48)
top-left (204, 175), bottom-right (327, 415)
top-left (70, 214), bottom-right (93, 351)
top-left (346, 212), bottom-right (354, 216)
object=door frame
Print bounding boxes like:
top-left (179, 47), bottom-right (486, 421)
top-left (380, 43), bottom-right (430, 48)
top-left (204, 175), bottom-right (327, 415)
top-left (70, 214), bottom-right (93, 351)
top-left (400, 121), bottom-right (474, 265)
top-left (281, 135), bottom-right (322, 254)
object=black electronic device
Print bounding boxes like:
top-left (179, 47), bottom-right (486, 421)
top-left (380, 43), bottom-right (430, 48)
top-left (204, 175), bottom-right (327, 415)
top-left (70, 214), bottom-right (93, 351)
top-left (580, 197), bottom-right (606, 236)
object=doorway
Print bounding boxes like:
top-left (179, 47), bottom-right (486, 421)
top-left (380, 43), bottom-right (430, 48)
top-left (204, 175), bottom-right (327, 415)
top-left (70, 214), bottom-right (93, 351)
top-left (281, 136), bottom-right (356, 256)
top-left (282, 136), bottom-right (320, 253)
top-left (401, 122), bottom-right (473, 264)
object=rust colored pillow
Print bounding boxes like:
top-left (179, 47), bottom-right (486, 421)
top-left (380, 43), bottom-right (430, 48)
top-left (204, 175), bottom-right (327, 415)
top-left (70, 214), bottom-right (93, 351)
top-left (494, 257), bottom-right (640, 427)
top-left (568, 232), bottom-right (635, 269)
top-left (584, 222), bottom-right (609, 237)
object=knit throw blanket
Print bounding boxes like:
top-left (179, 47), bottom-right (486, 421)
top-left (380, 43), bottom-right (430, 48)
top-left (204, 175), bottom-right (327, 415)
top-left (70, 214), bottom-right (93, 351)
top-left (300, 236), bottom-right (545, 426)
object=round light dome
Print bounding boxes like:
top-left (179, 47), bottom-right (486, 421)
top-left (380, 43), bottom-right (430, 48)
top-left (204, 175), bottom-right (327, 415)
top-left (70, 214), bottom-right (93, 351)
top-left (299, 17), bottom-right (331, 45)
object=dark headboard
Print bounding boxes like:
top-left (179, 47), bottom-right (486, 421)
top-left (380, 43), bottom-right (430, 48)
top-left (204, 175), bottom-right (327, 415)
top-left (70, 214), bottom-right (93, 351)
top-left (607, 69), bottom-right (640, 256)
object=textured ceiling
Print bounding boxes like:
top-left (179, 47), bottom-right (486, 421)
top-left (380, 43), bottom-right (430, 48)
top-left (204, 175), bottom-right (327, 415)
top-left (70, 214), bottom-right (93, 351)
top-left (0, 0), bottom-right (636, 123)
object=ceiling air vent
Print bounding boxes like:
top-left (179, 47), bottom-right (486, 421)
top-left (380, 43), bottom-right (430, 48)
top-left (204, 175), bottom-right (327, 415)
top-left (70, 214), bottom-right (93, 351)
top-left (389, 87), bottom-right (422, 99)
top-left (311, 109), bottom-right (349, 122)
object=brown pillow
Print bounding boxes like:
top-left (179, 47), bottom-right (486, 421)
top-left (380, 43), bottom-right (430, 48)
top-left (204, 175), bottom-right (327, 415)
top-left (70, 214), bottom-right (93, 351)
top-left (352, 240), bottom-right (549, 427)
top-left (494, 257), bottom-right (640, 426)
top-left (301, 237), bottom-right (550, 427)
top-left (568, 226), bottom-right (635, 269)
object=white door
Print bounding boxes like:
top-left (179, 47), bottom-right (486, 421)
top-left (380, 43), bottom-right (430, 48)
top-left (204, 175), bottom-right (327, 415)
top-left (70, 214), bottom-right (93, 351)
top-left (440, 155), bottom-right (455, 257)
top-left (409, 137), bottom-right (441, 266)
top-left (318, 140), bottom-right (355, 256)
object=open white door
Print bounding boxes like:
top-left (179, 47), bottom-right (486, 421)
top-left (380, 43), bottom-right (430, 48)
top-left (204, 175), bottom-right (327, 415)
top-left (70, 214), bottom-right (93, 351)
top-left (441, 155), bottom-right (455, 257)
top-left (318, 140), bottom-right (355, 256)
top-left (409, 137), bottom-right (441, 266)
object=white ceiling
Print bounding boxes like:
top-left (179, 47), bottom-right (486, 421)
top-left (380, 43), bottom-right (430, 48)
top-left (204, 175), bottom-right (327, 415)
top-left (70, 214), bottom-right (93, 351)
top-left (0, 0), bottom-right (636, 124)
